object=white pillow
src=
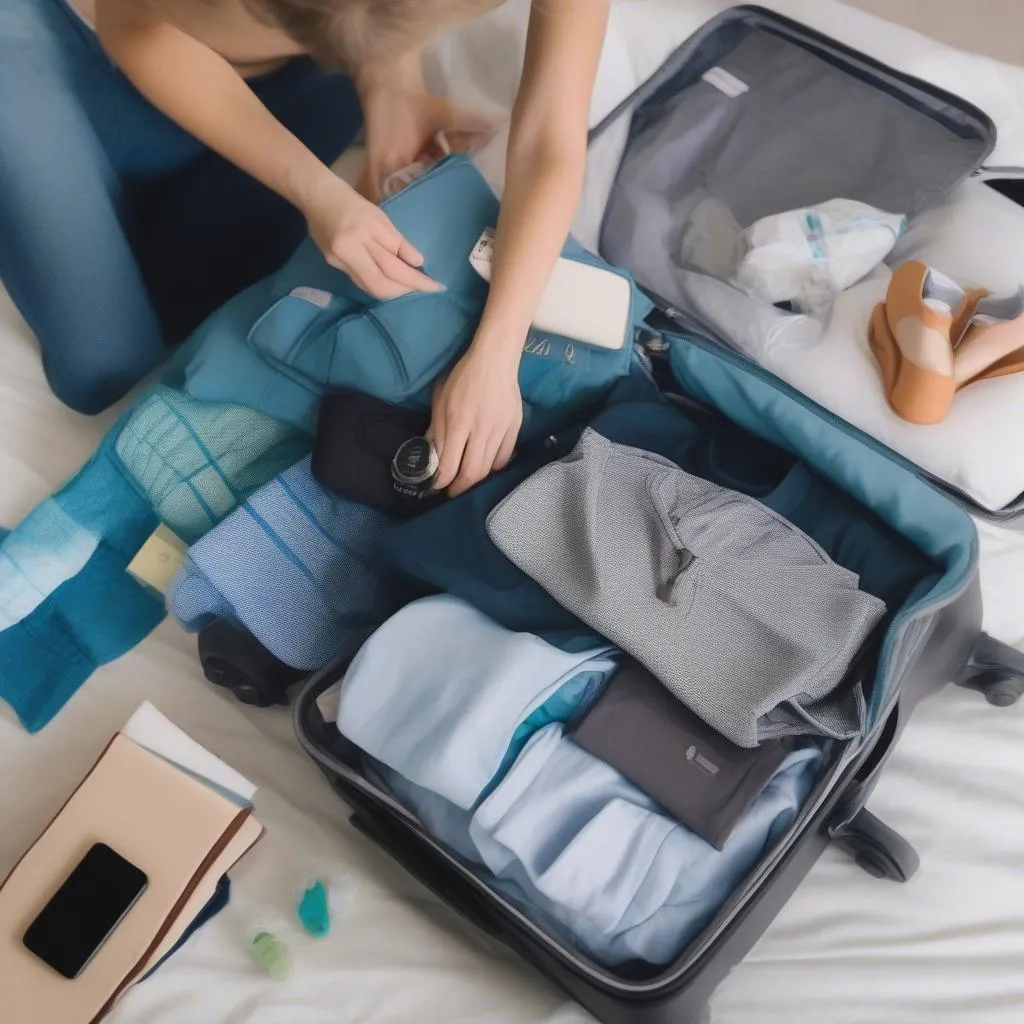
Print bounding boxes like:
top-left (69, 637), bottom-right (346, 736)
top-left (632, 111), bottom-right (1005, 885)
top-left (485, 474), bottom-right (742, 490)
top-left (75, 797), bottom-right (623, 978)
top-left (761, 182), bottom-right (1024, 513)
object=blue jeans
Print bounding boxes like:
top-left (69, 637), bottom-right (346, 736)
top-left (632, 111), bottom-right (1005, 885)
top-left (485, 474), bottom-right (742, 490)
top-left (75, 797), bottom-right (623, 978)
top-left (0, 0), bottom-right (362, 413)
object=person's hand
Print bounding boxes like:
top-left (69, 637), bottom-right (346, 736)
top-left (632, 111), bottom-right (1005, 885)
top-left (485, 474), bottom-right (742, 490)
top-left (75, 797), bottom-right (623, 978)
top-left (430, 345), bottom-right (523, 497)
top-left (360, 86), bottom-right (494, 202)
top-left (302, 171), bottom-right (442, 300)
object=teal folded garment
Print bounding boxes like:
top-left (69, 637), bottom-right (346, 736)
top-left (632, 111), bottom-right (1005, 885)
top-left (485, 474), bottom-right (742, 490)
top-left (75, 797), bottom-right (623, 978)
top-left (180, 156), bottom-right (652, 440)
top-left (0, 436), bottom-right (163, 731)
top-left (116, 386), bottom-right (310, 545)
top-left (0, 390), bottom-right (309, 732)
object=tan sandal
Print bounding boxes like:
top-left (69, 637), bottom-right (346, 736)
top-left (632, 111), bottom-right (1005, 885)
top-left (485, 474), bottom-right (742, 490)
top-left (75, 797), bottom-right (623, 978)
top-left (868, 261), bottom-right (981, 424)
top-left (954, 287), bottom-right (1024, 388)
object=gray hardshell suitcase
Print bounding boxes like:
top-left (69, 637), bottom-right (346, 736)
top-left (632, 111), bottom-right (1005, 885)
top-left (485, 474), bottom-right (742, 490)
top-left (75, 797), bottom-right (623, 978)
top-left (294, 8), bottom-right (1024, 1023)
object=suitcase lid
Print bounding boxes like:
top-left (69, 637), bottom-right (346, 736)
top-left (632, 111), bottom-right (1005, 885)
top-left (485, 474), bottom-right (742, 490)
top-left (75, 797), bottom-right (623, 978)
top-left (586, 5), bottom-right (1019, 517)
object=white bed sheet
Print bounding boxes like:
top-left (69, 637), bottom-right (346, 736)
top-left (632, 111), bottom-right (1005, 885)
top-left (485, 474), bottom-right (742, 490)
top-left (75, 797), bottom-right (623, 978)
top-left (2, 3), bottom-right (1024, 1022)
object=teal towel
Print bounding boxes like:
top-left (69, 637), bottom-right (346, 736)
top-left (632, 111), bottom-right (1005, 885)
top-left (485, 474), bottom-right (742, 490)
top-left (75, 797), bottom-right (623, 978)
top-left (0, 393), bottom-right (308, 732)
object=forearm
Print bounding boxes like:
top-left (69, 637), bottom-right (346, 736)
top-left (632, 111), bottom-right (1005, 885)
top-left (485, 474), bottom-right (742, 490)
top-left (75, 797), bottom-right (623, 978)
top-left (474, 128), bottom-right (588, 364)
top-left (472, 0), bottom-right (608, 365)
top-left (95, 2), bottom-right (332, 211)
top-left (354, 47), bottom-right (425, 102)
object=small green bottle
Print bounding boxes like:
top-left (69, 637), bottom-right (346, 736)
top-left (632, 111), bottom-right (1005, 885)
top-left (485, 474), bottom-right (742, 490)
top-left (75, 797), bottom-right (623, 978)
top-left (250, 930), bottom-right (292, 981)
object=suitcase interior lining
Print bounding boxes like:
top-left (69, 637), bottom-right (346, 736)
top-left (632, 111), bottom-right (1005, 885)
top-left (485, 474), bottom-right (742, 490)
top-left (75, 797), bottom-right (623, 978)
top-left (598, 12), bottom-right (993, 341)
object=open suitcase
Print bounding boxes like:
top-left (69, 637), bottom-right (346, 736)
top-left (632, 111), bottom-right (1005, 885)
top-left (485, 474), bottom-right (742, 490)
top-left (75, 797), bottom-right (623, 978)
top-left (290, 8), bottom-right (1024, 1023)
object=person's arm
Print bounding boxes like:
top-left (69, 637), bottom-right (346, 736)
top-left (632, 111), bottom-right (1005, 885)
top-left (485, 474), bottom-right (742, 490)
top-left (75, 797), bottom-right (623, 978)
top-left (94, 0), bottom-right (439, 299)
top-left (353, 50), bottom-right (494, 201)
top-left (431, 0), bottom-right (611, 496)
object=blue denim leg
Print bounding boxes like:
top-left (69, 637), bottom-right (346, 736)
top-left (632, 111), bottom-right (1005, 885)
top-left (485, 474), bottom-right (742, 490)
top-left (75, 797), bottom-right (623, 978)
top-left (0, 0), bottom-right (362, 414)
top-left (0, 0), bottom-right (176, 413)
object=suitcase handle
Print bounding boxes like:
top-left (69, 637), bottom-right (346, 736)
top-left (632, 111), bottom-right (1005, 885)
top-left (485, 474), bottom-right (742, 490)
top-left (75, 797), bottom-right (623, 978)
top-left (349, 810), bottom-right (510, 943)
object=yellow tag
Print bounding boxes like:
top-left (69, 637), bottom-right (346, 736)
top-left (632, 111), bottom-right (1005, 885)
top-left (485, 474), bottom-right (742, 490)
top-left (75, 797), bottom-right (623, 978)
top-left (126, 525), bottom-right (188, 593)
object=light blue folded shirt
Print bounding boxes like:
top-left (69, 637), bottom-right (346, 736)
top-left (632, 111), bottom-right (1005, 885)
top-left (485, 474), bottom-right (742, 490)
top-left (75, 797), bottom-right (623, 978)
top-left (335, 595), bottom-right (617, 809)
top-left (378, 726), bottom-right (822, 967)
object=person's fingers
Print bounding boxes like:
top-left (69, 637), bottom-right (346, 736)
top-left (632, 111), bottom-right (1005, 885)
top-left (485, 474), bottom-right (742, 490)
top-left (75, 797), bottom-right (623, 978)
top-left (449, 431), bottom-right (499, 498)
top-left (494, 427), bottom-right (517, 472)
top-left (426, 377), bottom-right (450, 485)
top-left (396, 236), bottom-right (426, 268)
top-left (377, 220), bottom-right (425, 267)
top-left (428, 378), bottom-right (449, 441)
top-left (331, 245), bottom-right (406, 300)
top-left (444, 124), bottom-right (495, 152)
top-left (433, 417), bottom-right (469, 493)
top-left (369, 240), bottom-right (443, 294)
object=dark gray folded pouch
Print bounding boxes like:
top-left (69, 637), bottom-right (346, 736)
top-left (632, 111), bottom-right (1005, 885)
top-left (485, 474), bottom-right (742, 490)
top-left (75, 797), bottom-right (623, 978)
top-left (569, 659), bottom-right (793, 850)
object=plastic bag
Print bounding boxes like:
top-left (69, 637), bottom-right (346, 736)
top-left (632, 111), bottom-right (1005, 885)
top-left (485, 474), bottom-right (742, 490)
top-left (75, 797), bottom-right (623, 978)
top-left (380, 127), bottom-right (497, 198)
top-left (679, 197), bottom-right (905, 355)
top-left (735, 199), bottom-right (907, 314)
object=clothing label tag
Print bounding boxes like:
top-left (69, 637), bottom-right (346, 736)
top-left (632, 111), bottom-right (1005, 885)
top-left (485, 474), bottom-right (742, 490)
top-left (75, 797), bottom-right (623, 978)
top-left (701, 66), bottom-right (749, 98)
top-left (469, 228), bottom-right (497, 281)
top-left (289, 286), bottom-right (332, 309)
top-left (127, 524), bottom-right (188, 593)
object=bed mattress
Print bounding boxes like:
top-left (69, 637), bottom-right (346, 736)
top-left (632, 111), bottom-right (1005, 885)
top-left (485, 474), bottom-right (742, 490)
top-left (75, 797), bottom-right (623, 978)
top-left (2, 2), bottom-right (1024, 1021)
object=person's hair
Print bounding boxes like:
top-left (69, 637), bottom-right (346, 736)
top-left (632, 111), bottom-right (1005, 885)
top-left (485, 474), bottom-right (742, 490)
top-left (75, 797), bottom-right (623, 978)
top-left (244, 0), bottom-right (505, 71)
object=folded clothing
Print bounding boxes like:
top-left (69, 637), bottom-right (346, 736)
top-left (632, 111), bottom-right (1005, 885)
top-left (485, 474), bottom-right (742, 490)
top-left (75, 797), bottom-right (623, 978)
top-left (379, 724), bottom-right (822, 967)
top-left (169, 456), bottom-right (407, 672)
top-left (569, 658), bottom-right (794, 849)
top-left (334, 594), bottom-right (617, 809)
top-left (0, 434), bottom-right (165, 733)
top-left (116, 385), bottom-right (310, 545)
top-left (487, 429), bottom-right (887, 747)
top-left (379, 374), bottom-right (703, 652)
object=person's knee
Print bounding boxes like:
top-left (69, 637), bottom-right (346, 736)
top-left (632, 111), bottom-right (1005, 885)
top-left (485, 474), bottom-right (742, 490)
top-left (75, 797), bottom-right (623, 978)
top-left (43, 338), bottom-right (161, 416)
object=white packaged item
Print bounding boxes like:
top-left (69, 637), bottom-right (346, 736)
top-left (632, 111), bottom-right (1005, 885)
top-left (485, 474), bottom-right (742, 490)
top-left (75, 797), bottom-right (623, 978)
top-left (734, 199), bottom-right (907, 313)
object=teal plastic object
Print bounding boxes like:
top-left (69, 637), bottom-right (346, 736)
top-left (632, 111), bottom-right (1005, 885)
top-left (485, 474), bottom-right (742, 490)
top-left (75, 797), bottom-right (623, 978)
top-left (250, 930), bottom-right (292, 981)
top-left (296, 880), bottom-right (331, 938)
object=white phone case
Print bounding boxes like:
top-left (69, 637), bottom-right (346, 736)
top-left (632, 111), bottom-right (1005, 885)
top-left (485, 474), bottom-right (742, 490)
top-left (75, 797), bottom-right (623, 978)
top-left (469, 230), bottom-right (632, 351)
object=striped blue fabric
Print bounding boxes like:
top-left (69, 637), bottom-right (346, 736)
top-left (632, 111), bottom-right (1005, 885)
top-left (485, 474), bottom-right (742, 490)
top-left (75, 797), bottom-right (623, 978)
top-left (116, 385), bottom-right (309, 545)
top-left (169, 457), bottom-right (406, 672)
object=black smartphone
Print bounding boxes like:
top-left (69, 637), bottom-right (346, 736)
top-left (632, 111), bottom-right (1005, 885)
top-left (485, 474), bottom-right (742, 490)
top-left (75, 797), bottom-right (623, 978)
top-left (22, 843), bottom-right (148, 979)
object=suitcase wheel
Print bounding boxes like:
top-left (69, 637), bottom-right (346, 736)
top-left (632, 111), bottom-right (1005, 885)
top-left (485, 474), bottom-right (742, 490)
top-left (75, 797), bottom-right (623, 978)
top-left (197, 619), bottom-right (306, 707)
top-left (955, 632), bottom-right (1024, 708)
top-left (830, 807), bottom-right (920, 882)
top-left (978, 676), bottom-right (1024, 708)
